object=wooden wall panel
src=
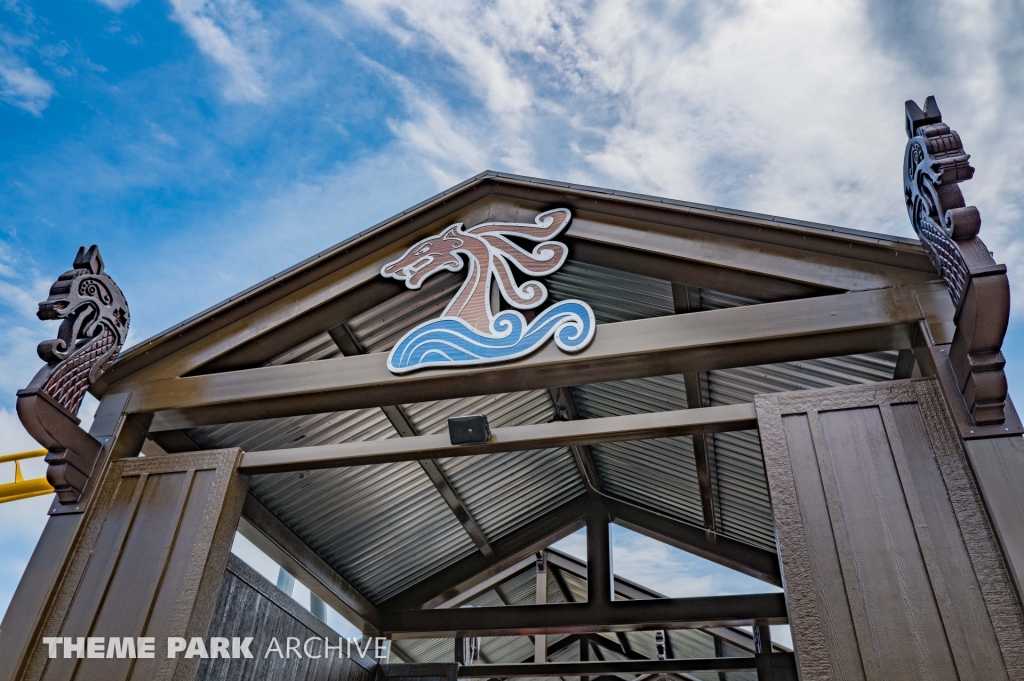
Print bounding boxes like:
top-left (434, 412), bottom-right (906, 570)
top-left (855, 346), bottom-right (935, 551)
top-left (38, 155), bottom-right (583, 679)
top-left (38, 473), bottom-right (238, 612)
top-left (963, 435), bottom-right (1024, 604)
top-left (375, 663), bottom-right (459, 681)
top-left (756, 379), bottom-right (1024, 681)
top-left (23, 449), bottom-right (247, 681)
top-left (195, 554), bottom-right (376, 681)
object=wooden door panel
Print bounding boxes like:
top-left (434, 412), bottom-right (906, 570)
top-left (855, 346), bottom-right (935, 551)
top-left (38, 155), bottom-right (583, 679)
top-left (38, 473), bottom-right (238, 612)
top-left (756, 379), bottom-right (1024, 681)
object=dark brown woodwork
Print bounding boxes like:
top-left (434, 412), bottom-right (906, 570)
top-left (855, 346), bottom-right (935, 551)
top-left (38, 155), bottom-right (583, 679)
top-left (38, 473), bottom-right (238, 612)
top-left (962, 435), bottom-right (1024, 606)
top-left (17, 246), bottom-right (131, 511)
top-left (566, 237), bottom-right (827, 302)
top-left (756, 379), bottom-right (1024, 680)
top-left (101, 171), bottom-right (936, 390)
top-left (16, 448), bottom-right (247, 681)
top-left (382, 593), bottom-right (788, 638)
top-left (194, 277), bottom-right (405, 374)
top-left (197, 554), bottom-right (376, 681)
top-left (673, 282), bottom-right (720, 543)
top-left (905, 97), bottom-right (1012, 427)
top-left (587, 507), bottom-right (613, 604)
top-left (127, 285), bottom-right (935, 431)
top-left (550, 386), bottom-right (604, 494)
top-left (238, 403), bottom-right (757, 473)
top-left (0, 392), bottom-right (147, 681)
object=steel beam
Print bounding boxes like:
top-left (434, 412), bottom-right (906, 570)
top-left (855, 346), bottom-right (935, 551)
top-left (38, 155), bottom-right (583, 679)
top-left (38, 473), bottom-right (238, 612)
top-left (550, 387), bottom-right (603, 493)
top-left (673, 283), bottom-right (720, 544)
top-left (587, 508), bottom-right (613, 604)
top-left (330, 322), bottom-right (496, 558)
top-left (238, 494), bottom-right (382, 632)
top-left (454, 657), bottom-right (778, 678)
top-left (381, 593), bottom-right (788, 638)
top-left (238, 404), bottom-right (757, 474)
top-left (381, 495), bottom-right (590, 611)
top-left (602, 497), bottom-right (781, 586)
top-left (129, 285), bottom-right (937, 430)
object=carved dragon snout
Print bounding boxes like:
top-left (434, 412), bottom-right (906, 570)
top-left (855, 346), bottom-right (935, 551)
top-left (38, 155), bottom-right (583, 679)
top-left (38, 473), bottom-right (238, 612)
top-left (17, 245), bottom-right (130, 513)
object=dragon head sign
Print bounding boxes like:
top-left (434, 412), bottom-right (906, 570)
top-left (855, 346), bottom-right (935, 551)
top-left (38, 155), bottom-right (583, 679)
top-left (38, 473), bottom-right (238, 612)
top-left (381, 208), bottom-right (595, 373)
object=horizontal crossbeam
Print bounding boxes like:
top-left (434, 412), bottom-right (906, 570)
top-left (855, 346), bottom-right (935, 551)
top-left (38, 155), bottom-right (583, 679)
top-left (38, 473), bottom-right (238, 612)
top-left (455, 656), bottom-right (793, 677)
top-left (122, 285), bottom-right (939, 431)
top-left (381, 593), bottom-right (788, 638)
top-left (238, 404), bottom-right (756, 473)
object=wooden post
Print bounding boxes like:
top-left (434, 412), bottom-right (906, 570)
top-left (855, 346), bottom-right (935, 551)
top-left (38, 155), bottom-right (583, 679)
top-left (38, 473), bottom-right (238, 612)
top-left (0, 393), bottom-right (147, 681)
top-left (11, 448), bottom-right (247, 681)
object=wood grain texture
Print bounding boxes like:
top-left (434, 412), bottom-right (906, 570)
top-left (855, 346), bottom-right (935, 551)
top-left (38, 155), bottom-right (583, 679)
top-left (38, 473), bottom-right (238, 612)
top-left (23, 449), bottom-right (246, 681)
top-left (757, 379), bottom-right (1024, 681)
top-left (912, 381), bottom-right (1024, 677)
top-left (195, 554), bottom-right (375, 681)
top-left (964, 434), bottom-right (1024, 604)
top-left (753, 394), bottom-right (832, 681)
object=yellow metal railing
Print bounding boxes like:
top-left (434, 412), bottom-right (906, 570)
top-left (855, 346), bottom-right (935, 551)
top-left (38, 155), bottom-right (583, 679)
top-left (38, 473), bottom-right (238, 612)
top-left (0, 449), bottom-right (53, 504)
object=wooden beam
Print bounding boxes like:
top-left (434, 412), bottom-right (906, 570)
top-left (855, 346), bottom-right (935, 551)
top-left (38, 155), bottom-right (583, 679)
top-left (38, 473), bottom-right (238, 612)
top-left (127, 285), bottom-right (936, 431)
top-left (237, 404), bottom-right (757, 474)
top-left (382, 593), bottom-right (789, 638)
top-left (237, 493), bottom-right (382, 632)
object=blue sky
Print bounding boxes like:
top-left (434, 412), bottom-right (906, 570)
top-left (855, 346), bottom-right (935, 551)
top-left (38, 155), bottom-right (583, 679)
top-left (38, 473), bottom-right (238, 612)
top-left (2, 0), bottom-right (1024, 643)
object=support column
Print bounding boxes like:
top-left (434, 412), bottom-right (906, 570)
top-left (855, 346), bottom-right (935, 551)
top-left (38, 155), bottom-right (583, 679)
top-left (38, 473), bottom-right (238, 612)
top-left (11, 447), bottom-right (247, 681)
top-left (586, 508), bottom-right (613, 604)
top-left (534, 552), bottom-right (547, 663)
top-left (0, 393), bottom-right (148, 681)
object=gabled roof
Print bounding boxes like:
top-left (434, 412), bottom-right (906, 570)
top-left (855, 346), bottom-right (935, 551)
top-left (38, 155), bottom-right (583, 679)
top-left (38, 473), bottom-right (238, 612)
top-left (118, 171), bottom-right (945, 640)
top-left (99, 170), bottom-right (935, 391)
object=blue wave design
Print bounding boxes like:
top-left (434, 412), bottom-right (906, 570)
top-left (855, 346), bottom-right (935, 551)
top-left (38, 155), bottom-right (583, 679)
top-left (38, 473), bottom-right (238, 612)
top-left (387, 300), bottom-right (595, 373)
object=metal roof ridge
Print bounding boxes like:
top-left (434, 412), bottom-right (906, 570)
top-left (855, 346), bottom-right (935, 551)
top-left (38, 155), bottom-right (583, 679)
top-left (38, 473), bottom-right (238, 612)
top-left (113, 170), bottom-right (920, 366)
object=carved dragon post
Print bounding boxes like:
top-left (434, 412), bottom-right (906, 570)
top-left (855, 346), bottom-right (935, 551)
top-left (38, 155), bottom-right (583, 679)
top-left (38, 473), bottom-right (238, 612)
top-left (904, 97), bottom-right (1010, 426)
top-left (16, 245), bottom-right (129, 513)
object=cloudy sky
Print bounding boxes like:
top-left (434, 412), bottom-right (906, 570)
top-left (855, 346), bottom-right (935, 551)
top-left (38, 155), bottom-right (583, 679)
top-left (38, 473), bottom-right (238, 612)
top-left (2, 0), bottom-right (1023, 645)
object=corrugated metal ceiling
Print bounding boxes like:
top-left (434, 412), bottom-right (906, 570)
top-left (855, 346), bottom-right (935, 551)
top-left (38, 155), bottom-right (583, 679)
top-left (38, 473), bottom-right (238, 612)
top-left (189, 256), bottom-right (901, 609)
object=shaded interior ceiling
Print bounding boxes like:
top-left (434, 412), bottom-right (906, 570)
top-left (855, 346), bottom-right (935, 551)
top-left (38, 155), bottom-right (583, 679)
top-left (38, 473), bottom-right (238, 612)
top-left (163, 259), bottom-right (901, 605)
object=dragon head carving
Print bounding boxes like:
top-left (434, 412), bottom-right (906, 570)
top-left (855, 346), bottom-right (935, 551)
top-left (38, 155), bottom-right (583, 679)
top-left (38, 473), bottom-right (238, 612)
top-left (33, 245), bottom-right (129, 415)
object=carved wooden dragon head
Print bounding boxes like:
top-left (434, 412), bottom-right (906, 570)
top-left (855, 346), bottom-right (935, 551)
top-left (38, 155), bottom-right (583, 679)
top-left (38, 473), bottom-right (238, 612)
top-left (31, 245), bottom-right (130, 415)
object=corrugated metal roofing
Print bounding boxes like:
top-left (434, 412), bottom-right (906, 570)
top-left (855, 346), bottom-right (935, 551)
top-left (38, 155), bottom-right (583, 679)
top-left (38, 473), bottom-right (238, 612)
top-left (252, 462), bottom-right (477, 602)
top-left (546, 261), bottom-right (675, 323)
top-left (188, 249), bottom-right (902, 613)
top-left (401, 389), bottom-right (583, 541)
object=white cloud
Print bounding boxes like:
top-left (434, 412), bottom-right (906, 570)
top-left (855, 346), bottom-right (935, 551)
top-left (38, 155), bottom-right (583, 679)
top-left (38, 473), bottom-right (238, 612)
top-left (89, 0), bottom-right (139, 11)
top-left (0, 51), bottom-right (54, 115)
top-left (168, 0), bottom-right (271, 103)
top-left (340, 0), bottom-right (1024, 313)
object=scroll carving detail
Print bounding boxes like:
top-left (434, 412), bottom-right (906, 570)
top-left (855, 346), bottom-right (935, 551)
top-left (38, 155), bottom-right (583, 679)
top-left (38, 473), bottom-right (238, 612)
top-left (16, 245), bottom-right (130, 510)
top-left (904, 97), bottom-right (1010, 425)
